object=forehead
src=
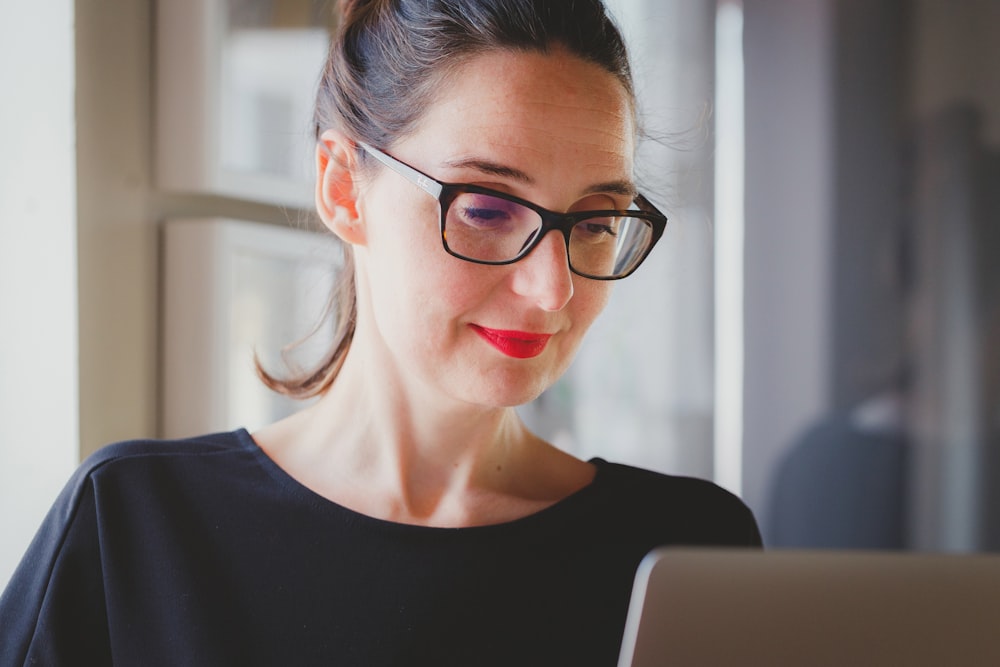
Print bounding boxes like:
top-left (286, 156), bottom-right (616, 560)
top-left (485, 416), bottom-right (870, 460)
top-left (401, 47), bottom-right (636, 181)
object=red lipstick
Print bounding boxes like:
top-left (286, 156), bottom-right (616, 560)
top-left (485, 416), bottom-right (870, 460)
top-left (471, 325), bottom-right (552, 359)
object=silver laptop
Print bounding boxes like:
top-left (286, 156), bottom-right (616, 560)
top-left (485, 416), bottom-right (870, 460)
top-left (618, 548), bottom-right (1000, 667)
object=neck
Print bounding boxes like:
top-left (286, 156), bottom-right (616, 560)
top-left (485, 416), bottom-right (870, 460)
top-left (253, 307), bottom-right (595, 527)
top-left (333, 334), bottom-right (530, 468)
top-left (257, 347), bottom-right (571, 526)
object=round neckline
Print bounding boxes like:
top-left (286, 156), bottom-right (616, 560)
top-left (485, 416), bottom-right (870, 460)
top-left (234, 427), bottom-right (610, 535)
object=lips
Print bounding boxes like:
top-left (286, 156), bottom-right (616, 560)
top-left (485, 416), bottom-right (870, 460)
top-left (471, 325), bottom-right (553, 359)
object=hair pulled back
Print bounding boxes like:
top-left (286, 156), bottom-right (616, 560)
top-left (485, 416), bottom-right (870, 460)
top-left (320, 0), bottom-right (634, 148)
top-left (259, 0), bottom-right (634, 398)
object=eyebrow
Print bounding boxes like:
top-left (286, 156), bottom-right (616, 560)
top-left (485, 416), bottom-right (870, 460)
top-left (441, 157), bottom-right (638, 200)
top-left (586, 180), bottom-right (638, 198)
top-left (442, 158), bottom-right (534, 183)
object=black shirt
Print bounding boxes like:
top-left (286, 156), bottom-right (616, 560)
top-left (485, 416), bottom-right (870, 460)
top-left (1, 429), bottom-right (760, 666)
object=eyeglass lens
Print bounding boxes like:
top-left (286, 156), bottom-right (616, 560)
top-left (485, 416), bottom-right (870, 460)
top-left (443, 192), bottom-right (654, 279)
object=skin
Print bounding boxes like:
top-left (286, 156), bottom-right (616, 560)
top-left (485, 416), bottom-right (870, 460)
top-left (253, 46), bottom-right (637, 528)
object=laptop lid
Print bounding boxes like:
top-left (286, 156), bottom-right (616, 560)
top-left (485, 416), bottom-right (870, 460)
top-left (618, 548), bottom-right (1000, 667)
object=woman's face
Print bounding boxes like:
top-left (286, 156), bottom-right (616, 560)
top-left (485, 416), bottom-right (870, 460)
top-left (350, 47), bottom-right (636, 409)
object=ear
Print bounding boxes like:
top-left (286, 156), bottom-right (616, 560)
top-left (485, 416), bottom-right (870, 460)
top-left (316, 129), bottom-right (366, 246)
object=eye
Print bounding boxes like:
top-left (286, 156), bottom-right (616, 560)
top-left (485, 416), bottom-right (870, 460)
top-left (458, 205), bottom-right (510, 228)
top-left (575, 218), bottom-right (619, 242)
top-left (451, 193), bottom-right (528, 231)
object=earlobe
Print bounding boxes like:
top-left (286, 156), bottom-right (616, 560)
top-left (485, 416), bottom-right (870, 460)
top-left (316, 129), bottom-right (366, 246)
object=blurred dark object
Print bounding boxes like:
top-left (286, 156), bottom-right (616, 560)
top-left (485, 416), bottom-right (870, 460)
top-left (768, 397), bottom-right (908, 549)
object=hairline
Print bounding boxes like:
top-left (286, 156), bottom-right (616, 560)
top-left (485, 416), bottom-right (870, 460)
top-left (356, 43), bottom-right (638, 170)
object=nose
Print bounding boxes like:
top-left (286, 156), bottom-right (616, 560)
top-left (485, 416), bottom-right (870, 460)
top-left (509, 230), bottom-right (574, 311)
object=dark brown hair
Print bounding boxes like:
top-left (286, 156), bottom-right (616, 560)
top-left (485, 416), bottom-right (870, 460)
top-left (259, 0), bottom-right (635, 398)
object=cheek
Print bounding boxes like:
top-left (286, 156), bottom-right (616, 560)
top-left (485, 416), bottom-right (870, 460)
top-left (362, 213), bottom-right (488, 349)
top-left (572, 281), bottom-right (613, 332)
top-left (362, 189), bottom-right (446, 298)
top-left (363, 184), bottom-right (439, 259)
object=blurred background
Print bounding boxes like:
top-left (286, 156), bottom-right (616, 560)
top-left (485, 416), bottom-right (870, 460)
top-left (1, 0), bottom-right (998, 587)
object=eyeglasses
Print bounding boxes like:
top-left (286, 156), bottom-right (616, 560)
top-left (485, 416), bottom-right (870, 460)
top-left (358, 143), bottom-right (667, 280)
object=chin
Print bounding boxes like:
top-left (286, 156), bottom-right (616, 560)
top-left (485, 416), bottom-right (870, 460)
top-left (464, 366), bottom-right (562, 409)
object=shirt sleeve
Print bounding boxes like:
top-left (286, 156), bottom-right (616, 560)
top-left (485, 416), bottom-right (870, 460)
top-left (0, 466), bottom-right (112, 666)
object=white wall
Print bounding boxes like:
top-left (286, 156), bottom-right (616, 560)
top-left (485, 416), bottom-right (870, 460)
top-left (585, 0), bottom-right (717, 478)
top-left (0, 0), bottom-right (309, 589)
top-left (75, 0), bottom-right (159, 460)
top-left (742, 0), bottom-right (835, 527)
top-left (74, 0), bottom-right (302, 463)
top-left (0, 2), bottom-right (80, 586)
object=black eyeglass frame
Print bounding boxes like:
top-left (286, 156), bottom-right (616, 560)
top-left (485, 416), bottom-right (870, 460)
top-left (358, 142), bottom-right (668, 280)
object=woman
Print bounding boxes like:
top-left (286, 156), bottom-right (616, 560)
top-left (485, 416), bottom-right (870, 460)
top-left (0, 1), bottom-right (760, 664)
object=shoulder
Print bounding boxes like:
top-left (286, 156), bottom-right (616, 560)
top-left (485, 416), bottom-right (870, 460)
top-left (79, 429), bottom-right (250, 477)
top-left (70, 429), bottom-right (253, 484)
top-left (0, 430), bottom-right (253, 661)
top-left (594, 460), bottom-right (742, 504)
top-left (51, 430), bottom-right (255, 516)
top-left (590, 459), bottom-right (762, 547)
top-left (19, 430), bottom-right (260, 574)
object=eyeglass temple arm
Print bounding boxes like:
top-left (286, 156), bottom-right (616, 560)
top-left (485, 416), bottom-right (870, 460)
top-left (359, 142), bottom-right (444, 199)
top-left (633, 194), bottom-right (658, 214)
